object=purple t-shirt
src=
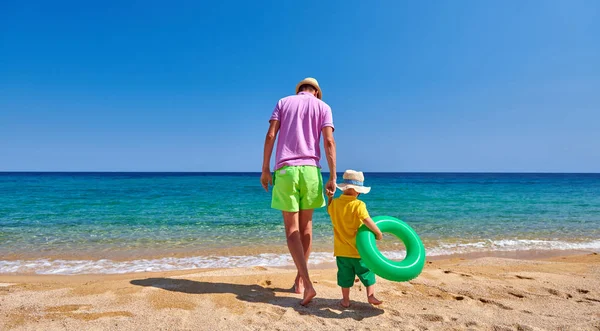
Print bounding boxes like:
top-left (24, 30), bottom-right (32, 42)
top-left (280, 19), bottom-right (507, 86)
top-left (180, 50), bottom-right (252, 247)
top-left (269, 91), bottom-right (334, 170)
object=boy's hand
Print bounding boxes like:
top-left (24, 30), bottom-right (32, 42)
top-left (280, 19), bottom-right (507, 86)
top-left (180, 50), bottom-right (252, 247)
top-left (362, 217), bottom-right (383, 241)
top-left (326, 188), bottom-right (335, 198)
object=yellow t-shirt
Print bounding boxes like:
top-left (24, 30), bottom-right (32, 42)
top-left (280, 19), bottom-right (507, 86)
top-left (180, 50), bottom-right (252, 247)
top-left (327, 194), bottom-right (371, 258)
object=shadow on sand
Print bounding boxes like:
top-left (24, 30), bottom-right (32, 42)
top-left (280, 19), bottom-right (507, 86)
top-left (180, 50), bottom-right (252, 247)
top-left (130, 277), bottom-right (384, 320)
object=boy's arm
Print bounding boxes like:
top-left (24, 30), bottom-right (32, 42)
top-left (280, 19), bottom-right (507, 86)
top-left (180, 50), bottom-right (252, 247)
top-left (327, 196), bottom-right (333, 211)
top-left (362, 217), bottom-right (383, 240)
top-left (260, 120), bottom-right (280, 192)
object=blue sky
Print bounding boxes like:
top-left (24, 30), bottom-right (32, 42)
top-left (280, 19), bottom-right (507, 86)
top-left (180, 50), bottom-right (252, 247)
top-left (1, 1), bottom-right (598, 172)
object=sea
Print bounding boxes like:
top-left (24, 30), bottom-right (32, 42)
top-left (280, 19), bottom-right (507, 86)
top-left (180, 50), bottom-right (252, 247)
top-left (1, 172), bottom-right (599, 275)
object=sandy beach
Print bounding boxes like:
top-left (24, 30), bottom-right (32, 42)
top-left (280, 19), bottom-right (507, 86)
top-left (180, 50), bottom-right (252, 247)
top-left (1, 252), bottom-right (599, 331)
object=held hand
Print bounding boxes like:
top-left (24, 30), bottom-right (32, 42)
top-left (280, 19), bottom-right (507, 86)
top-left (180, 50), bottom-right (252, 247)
top-left (326, 188), bottom-right (334, 198)
top-left (260, 171), bottom-right (273, 192)
top-left (325, 178), bottom-right (336, 197)
top-left (375, 231), bottom-right (383, 241)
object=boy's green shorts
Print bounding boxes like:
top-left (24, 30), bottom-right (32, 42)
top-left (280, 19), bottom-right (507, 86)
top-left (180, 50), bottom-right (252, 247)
top-left (271, 165), bottom-right (325, 212)
top-left (336, 256), bottom-right (376, 288)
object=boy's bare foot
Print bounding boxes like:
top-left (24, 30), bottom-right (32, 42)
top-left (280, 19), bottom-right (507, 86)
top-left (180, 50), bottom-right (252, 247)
top-left (340, 299), bottom-right (350, 308)
top-left (368, 295), bottom-right (383, 305)
top-left (293, 275), bottom-right (304, 294)
top-left (300, 287), bottom-right (316, 306)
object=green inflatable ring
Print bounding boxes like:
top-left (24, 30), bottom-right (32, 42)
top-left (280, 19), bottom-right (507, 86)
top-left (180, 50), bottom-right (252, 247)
top-left (356, 215), bottom-right (426, 282)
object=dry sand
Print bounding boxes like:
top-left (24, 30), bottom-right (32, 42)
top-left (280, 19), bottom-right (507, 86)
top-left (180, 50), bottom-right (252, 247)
top-left (1, 252), bottom-right (599, 331)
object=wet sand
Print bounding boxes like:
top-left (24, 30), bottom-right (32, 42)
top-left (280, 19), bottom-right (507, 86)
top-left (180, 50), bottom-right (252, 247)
top-left (1, 252), bottom-right (599, 331)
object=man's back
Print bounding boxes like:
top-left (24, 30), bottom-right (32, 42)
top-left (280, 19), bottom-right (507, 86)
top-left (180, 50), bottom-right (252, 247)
top-left (270, 91), bottom-right (334, 171)
top-left (260, 77), bottom-right (336, 306)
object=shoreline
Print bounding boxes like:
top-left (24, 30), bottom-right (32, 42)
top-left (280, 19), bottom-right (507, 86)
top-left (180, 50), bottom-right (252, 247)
top-left (1, 248), bottom-right (596, 276)
top-left (3, 237), bottom-right (598, 261)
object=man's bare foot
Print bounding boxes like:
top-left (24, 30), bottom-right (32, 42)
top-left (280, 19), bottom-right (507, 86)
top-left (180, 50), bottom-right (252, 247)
top-left (300, 287), bottom-right (316, 306)
top-left (368, 295), bottom-right (383, 305)
top-left (340, 299), bottom-right (350, 308)
top-left (293, 275), bottom-right (304, 294)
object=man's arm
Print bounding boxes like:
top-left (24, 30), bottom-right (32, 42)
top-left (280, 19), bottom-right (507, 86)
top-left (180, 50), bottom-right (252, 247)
top-left (322, 126), bottom-right (337, 196)
top-left (260, 120), bottom-right (280, 192)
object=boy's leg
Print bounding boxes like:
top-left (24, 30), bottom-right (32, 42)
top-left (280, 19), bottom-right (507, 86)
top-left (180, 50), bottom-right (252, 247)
top-left (282, 211), bottom-right (316, 306)
top-left (366, 285), bottom-right (383, 305)
top-left (341, 287), bottom-right (351, 308)
top-left (336, 257), bottom-right (356, 307)
top-left (355, 259), bottom-right (382, 305)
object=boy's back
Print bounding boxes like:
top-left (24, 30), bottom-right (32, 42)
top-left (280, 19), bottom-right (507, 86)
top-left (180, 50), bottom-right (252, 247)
top-left (328, 195), bottom-right (370, 258)
top-left (327, 170), bottom-right (383, 307)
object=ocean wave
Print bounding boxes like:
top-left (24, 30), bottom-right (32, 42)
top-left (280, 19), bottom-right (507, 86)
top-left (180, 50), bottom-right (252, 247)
top-left (427, 239), bottom-right (600, 256)
top-left (1, 239), bottom-right (599, 275)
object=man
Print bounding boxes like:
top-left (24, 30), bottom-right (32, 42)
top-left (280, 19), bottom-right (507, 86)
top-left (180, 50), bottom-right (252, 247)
top-left (261, 77), bottom-right (337, 306)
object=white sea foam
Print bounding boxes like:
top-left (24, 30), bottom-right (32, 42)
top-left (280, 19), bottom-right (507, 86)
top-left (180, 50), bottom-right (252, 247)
top-left (1, 239), bottom-right (599, 275)
top-left (426, 239), bottom-right (600, 256)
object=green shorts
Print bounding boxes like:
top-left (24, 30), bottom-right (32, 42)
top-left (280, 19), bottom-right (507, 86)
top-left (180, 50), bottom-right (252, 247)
top-left (271, 166), bottom-right (325, 212)
top-left (336, 256), bottom-right (376, 288)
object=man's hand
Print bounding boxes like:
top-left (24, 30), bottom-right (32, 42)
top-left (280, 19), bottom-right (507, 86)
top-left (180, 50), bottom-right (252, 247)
top-left (260, 170), bottom-right (273, 192)
top-left (325, 177), bottom-right (336, 197)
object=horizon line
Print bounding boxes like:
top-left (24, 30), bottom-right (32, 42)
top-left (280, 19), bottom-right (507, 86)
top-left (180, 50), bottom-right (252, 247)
top-left (1, 171), bottom-right (599, 175)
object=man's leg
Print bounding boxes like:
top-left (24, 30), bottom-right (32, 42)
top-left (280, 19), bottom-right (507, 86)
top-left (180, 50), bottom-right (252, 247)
top-left (299, 209), bottom-right (314, 259)
top-left (283, 211), bottom-right (316, 305)
top-left (294, 209), bottom-right (314, 293)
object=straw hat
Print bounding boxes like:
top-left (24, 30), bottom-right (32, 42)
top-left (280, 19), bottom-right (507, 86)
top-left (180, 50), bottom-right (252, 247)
top-left (336, 170), bottom-right (371, 194)
top-left (295, 77), bottom-right (322, 99)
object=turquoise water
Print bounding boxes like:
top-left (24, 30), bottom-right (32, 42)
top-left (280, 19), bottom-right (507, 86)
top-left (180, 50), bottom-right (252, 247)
top-left (1, 172), bottom-right (599, 274)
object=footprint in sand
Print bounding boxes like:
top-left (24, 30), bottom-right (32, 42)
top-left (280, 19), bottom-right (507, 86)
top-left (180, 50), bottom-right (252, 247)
top-left (479, 298), bottom-right (513, 310)
top-left (508, 291), bottom-right (525, 299)
top-left (577, 289), bottom-right (590, 294)
top-left (545, 287), bottom-right (572, 299)
top-left (492, 325), bottom-right (513, 331)
top-left (420, 314), bottom-right (444, 322)
top-left (443, 270), bottom-right (472, 277)
top-left (515, 275), bottom-right (534, 280)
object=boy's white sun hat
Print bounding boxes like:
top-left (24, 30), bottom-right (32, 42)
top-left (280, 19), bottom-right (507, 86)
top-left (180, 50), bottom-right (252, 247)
top-left (336, 170), bottom-right (371, 194)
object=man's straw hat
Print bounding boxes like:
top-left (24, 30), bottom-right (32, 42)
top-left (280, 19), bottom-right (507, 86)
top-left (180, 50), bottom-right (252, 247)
top-left (336, 170), bottom-right (371, 194)
top-left (295, 77), bottom-right (322, 100)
